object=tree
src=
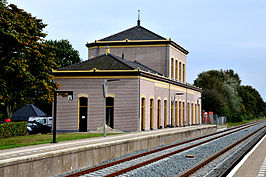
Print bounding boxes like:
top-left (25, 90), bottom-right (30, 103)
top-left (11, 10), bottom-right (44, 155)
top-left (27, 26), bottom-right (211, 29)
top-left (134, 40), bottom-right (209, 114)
top-left (201, 89), bottom-right (228, 116)
top-left (44, 39), bottom-right (81, 68)
top-left (0, 1), bottom-right (59, 118)
top-left (194, 69), bottom-right (242, 122)
top-left (194, 69), bottom-right (266, 122)
top-left (238, 85), bottom-right (266, 118)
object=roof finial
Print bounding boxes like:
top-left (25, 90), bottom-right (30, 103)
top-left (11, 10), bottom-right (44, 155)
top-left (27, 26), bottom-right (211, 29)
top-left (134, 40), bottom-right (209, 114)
top-left (137, 10), bottom-right (140, 26)
top-left (105, 46), bottom-right (110, 55)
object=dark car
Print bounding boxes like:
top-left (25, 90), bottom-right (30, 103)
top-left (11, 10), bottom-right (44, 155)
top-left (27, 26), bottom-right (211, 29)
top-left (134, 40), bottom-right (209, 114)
top-left (27, 121), bottom-right (52, 134)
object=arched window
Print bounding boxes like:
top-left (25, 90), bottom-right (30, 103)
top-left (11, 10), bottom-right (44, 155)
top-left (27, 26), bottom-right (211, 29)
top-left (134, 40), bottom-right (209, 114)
top-left (157, 100), bottom-right (161, 129)
top-left (195, 104), bottom-right (197, 125)
top-left (150, 98), bottom-right (154, 130)
top-left (175, 101), bottom-right (178, 126)
top-left (191, 103), bottom-right (194, 125)
top-left (183, 63), bottom-right (185, 82)
top-left (187, 102), bottom-right (190, 125)
top-left (179, 101), bottom-right (182, 126)
top-left (79, 97), bottom-right (88, 132)
top-left (171, 58), bottom-right (174, 79)
top-left (182, 102), bottom-right (185, 126)
top-left (171, 101), bottom-right (174, 127)
top-left (141, 97), bottom-right (145, 131)
top-left (164, 100), bottom-right (167, 128)
top-left (175, 60), bottom-right (178, 80)
top-left (179, 62), bottom-right (182, 81)
top-left (106, 97), bottom-right (114, 128)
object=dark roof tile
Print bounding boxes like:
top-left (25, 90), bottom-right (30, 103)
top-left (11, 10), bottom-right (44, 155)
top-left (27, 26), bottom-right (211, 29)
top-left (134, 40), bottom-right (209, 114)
top-left (59, 53), bottom-right (162, 76)
top-left (99, 25), bottom-right (166, 41)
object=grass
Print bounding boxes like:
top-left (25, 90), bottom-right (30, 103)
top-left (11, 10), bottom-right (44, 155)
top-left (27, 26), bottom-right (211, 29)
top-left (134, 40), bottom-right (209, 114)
top-left (226, 117), bottom-right (266, 128)
top-left (0, 132), bottom-right (122, 150)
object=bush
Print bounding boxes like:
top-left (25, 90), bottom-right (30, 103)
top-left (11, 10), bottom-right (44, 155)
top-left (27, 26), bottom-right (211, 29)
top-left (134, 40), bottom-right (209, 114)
top-left (0, 122), bottom-right (27, 139)
top-left (0, 113), bottom-right (4, 122)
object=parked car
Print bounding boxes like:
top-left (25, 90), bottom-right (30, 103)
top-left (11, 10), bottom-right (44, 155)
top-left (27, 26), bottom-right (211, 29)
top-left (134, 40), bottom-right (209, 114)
top-left (27, 121), bottom-right (52, 134)
top-left (28, 117), bottom-right (52, 127)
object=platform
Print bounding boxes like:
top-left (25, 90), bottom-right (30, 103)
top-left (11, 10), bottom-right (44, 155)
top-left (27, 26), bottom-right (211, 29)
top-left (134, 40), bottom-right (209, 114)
top-left (0, 124), bottom-right (216, 177)
top-left (228, 134), bottom-right (266, 177)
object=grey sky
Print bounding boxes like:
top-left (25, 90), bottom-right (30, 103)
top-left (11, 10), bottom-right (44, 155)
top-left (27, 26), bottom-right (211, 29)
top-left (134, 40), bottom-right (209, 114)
top-left (7, 0), bottom-right (266, 101)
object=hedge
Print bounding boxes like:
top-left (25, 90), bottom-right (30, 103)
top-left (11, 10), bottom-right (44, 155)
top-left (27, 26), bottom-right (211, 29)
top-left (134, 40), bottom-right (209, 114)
top-left (0, 122), bottom-right (27, 139)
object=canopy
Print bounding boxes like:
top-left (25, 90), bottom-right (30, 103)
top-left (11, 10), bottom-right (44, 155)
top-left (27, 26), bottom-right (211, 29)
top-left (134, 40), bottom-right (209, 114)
top-left (11, 104), bottom-right (47, 122)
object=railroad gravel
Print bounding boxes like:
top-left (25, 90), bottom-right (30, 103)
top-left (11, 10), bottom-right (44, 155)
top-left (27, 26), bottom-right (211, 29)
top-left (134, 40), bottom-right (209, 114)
top-left (59, 122), bottom-right (265, 177)
top-left (78, 125), bottom-right (251, 177)
top-left (118, 122), bottom-right (265, 177)
top-left (192, 128), bottom-right (265, 177)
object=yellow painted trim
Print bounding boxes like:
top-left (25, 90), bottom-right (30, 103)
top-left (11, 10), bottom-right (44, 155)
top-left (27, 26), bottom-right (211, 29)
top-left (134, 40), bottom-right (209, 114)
top-left (88, 40), bottom-right (188, 56)
top-left (78, 93), bottom-right (88, 98)
top-left (106, 94), bottom-right (115, 98)
top-left (141, 76), bottom-right (164, 83)
top-left (157, 97), bottom-right (161, 100)
top-left (92, 39), bottom-right (171, 43)
top-left (88, 44), bottom-right (168, 49)
top-left (53, 68), bottom-right (139, 73)
top-left (55, 76), bottom-right (139, 79)
top-left (105, 106), bottom-right (114, 108)
top-left (141, 76), bottom-right (201, 94)
top-left (164, 97), bottom-right (168, 101)
top-left (141, 94), bottom-right (146, 98)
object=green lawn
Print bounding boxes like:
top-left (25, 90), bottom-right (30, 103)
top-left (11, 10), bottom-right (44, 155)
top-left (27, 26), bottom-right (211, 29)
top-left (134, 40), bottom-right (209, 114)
top-left (0, 133), bottom-right (122, 150)
top-left (226, 117), bottom-right (266, 128)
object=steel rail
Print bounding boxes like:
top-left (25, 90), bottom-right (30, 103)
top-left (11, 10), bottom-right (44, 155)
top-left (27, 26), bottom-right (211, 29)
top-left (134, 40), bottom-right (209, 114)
top-left (102, 122), bottom-right (265, 177)
top-left (64, 121), bottom-right (263, 177)
top-left (180, 125), bottom-right (266, 177)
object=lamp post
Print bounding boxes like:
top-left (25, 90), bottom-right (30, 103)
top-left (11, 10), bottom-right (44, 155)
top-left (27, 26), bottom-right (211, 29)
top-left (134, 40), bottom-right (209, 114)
top-left (172, 92), bottom-right (184, 127)
top-left (52, 90), bottom-right (73, 143)
top-left (103, 79), bottom-right (120, 137)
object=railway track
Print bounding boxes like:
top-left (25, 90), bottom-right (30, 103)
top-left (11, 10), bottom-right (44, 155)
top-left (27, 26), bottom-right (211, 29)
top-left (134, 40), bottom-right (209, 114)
top-left (62, 120), bottom-right (265, 177)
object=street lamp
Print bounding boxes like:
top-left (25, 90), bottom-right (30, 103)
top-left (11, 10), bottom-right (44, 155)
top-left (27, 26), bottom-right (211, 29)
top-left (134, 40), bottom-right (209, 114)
top-left (103, 79), bottom-right (120, 137)
top-left (52, 90), bottom-right (73, 143)
top-left (171, 92), bottom-right (184, 127)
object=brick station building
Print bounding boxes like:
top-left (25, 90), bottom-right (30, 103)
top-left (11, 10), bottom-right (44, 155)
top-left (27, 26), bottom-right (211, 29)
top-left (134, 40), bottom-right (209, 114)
top-left (52, 21), bottom-right (202, 132)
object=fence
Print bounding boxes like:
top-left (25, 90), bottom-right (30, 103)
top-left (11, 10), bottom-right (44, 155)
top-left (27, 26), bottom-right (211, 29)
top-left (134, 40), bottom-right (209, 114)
top-left (202, 112), bottom-right (227, 125)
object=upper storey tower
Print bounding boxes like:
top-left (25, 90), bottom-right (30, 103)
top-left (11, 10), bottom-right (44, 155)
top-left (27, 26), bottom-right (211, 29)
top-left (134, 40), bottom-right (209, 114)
top-left (86, 20), bottom-right (188, 83)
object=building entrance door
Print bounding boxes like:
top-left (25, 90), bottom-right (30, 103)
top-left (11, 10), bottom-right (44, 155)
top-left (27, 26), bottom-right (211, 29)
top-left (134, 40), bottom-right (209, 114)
top-left (106, 97), bottom-right (114, 128)
top-left (79, 97), bottom-right (88, 132)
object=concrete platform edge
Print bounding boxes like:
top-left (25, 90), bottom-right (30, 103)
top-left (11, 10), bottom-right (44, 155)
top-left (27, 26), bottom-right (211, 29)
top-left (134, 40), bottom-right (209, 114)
top-left (0, 125), bottom-right (217, 177)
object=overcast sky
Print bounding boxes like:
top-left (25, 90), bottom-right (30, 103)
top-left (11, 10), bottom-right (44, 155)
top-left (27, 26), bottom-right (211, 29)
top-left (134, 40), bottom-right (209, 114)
top-left (7, 0), bottom-right (266, 101)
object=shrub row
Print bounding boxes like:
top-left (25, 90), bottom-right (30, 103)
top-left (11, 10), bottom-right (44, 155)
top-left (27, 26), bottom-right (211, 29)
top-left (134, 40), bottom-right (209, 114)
top-left (0, 122), bottom-right (27, 139)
